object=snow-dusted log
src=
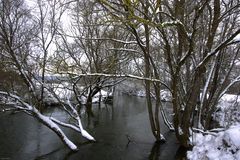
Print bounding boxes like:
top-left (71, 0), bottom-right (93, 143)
top-left (51, 117), bottom-right (95, 141)
top-left (0, 91), bottom-right (80, 151)
top-left (66, 99), bottom-right (96, 141)
top-left (32, 81), bottom-right (96, 142)
top-left (33, 109), bottom-right (78, 151)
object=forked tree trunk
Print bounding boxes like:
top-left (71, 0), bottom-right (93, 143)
top-left (33, 109), bottom-right (78, 151)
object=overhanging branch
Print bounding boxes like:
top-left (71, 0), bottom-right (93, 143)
top-left (56, 72), bottom-right (170, 89)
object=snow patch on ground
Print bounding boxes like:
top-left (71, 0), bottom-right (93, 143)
top-left (188, 124), bottom-right (240, 160)
top-left (220, 94), bottom-right (240, 104)
top-left (189, 93), bottom-right (240, 160)
top-left (160, 90), bottom-right (172, 102)
top-left (214, 94), bottom-right (240, 127)
top-left (134, 89), bottom-right (172, 101)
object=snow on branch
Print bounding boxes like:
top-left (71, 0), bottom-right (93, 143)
top-left (219, 75), bottom-right (240, 99)
top-left (36, 112), bottom-right (78, 151)
top-left (179, 29), bottom-right (240, 68)
top-left (66, 99), bottom-right (95, 141)
top-left (31, 81), bottom-right (95, 142)
top-left (81, 38), bottom-right (138, 45)
top-left (196, 28), bottom-right (240, 69)
top-left (192, 128), bottom-right (218, 136)
top-left (0, 91), bottom-right (81, 151)
top-left (56, 72), bottom-right (169, 88)
top-left (150, 92), bottom-right (174, 131)
top-left (56, 32), bottom-right (138, 45)
top-left (51, 117), bottom-right (80, 132)
top-left (0, 91), bottom-right (33, 110)
top-left (161, 20), bottom-right (183, 27)
top-left (108, 48), bottom-right (140, 53)
top-left (51, 117), bottom-right (95, 141)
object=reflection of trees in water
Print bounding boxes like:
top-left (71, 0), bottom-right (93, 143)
top-left (148, 142), bottom-right (187, 160)
top-left (35, 141), bottom-right (95, 160)
top-left (35, 147), bottom-right (63, 160)
top-left (174, 146), bottom-right (188, 160)
top-left (148, 142), bottom-right (161, 160)
top-left (85, 103), bottom-right (115, 128)
top-left (148, 132), bottom-right (188, 160)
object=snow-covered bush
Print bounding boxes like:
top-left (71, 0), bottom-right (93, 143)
top-left (132, 89), bottom-right (172, 102)
top-left (214, 94), bottom-right (240, 127)
top-left (80, 89), bottom-right (109, 104)
top-left (160, 90), bottom-right (172, 102)
top-left (188, 94), bottom-right (240, 160)
top-left (136, 90), bottom-right (146, 97)
top-left (188, 124), bottom-right (240, 160)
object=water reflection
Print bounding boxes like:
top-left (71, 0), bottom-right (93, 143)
top-left (148, 142), bottom-right (161, 160)
top-left (35, 147), bottom-right (63, 160)
top-left (148, 141), bottom-right (188, 160)
top-left (0, 94), bottom-right (186, 160)
top-left (174, 146), bottom-right (188, 160)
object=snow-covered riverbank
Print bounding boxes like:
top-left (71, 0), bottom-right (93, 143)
top-left (188, 93), bottom-right (240, 160)
top-left (188, 123), bottom-right (240, 160)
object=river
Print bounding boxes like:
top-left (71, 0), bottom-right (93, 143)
top-left (0, 93), bottom-right (186, 160)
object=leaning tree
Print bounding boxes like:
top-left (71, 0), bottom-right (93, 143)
top-left (0, 0), bottom-right (95, 151)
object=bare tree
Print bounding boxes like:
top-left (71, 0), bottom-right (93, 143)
top-left (1, 0), bottom-right (239, 151)
top-left (98, 0), bottom-right (168, 142)
top-left (53, 0), bottom-right (128, 117)
top-left (97, 0), bottom-right (240, 147)
top-left (0, 0), bottom-right (95, 151)
top-left (155, 0), bottom-right (240, 147)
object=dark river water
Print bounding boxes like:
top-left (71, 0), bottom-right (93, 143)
top-left (0, 93), bottom-right (186, 160)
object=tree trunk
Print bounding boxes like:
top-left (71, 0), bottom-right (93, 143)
top-left (143, 14), bottom-right (161, 140)
top-left (86, 95), bottom-right (94, 117)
